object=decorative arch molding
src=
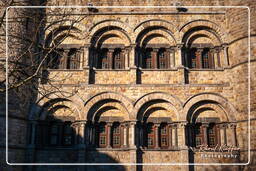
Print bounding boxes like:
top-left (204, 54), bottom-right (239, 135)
top-left (134, 19), bottom-right (178, 44)
top-left (45, 25), bottom-right (82, 47)
top-left (93, 102), bottom-right (127, 122)
top-left (134, 92), bottom-right (183, 120)
top-left (179, 19), bottom-right (228, 43)
top-left (183, 92), bottom-right (237, 122)
top-left (32, 91), bottom-right (85, 120)
top-left (139, 30), bottom-right (176, 47)
top-left (190, 103), bottom-right (229, 123)
top-left (94, 30), bottom-right (131, 47)
top-left (185, 30), bottom-right (222, 47)
top-left (83, 92), bottom-right (134, 120)
top-left (141, 102), bottom-right (179, 122)
top-left (134, 19), bottom-right (178, 34)
top-left (87, 20), bottom-right (132, 44)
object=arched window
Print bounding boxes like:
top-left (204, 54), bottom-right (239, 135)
top-left (113, 48), bottom-right (124, 69)
top-left (67, 48), bottom-right (80, 69)
top-left (48, 46), bottom-right (81, 69)
top-left (48, 121), bottom-right (74, 147)
top-left (202, 48), bottom-right (214, 69)
top-left (193, 122), bottom-right (219, 147)
top-left (194, 123), bottom-right (204, 147)
top-left (48, 48), bottom-right (64, 69)
top-left (188, 48), bottom-right (197, 68)
top-left (158, 48), bottom-right (168, 69)
top-left (98, 122), bottom-right (107, 148)
top-left (186, 47), bottom-right (214, 69)
top-left (100, 49), bottom-right (110, 69)
top-left (207, 123), bottom-right (218, 147)
top-left (146, 123), bottom-right (155, 149)
top-left (49, 123), bottom-right (59, 146)
top-left (62, 122), bottom-right (74, 146)
top-left (112, 122), bottom-right (121, 148)
top-left (144, 48), bottom-right (153, 69)
top-left (160, 123), bottom-right (169, 149)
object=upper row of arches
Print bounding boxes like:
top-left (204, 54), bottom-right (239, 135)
top-left (32, 91), bottom-right (238, 124)
top-left (45, 19), bottom-right (228, 48)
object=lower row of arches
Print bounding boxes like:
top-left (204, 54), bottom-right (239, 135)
top-left (30, 119), bottom-right (237, 150)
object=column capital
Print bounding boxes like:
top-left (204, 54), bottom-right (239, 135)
top-left (221, 43), bottom-right (229, 48)
top-left (154, 123), bottom-right (161, 127)
top-left (219, 123), bottom-right (228, 128)
top-left (130, 44), bottom-right (137, 48)
top-left (106, 122), bottom-right (113, 126)
top-left (108, 49), bottom-right (115, 52)
top-left (84, 43), bottom-right (91, 48)
top-left (177, 122), bottom-right (187, 128)
top-left (229, 123), bottom-right (237, 129)
top-left (201, 123), bottom-right (209, 127)
top-left (176, 43), bottom-right (184, 49)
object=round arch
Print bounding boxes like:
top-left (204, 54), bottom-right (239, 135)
top-left (83, 92), bottom-right (134, 120)
top-left (183, 93), bottom-right (238, 122)
top-left (86, 20), bottom-right (132, 44)
top-left (179, 19), bottom-right (228, 43)
top-left (134, 92), bottom-right (183, 121)
top-left (33, 91), bottom-right (85, 120)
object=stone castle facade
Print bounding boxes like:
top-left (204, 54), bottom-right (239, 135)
top-left (0, 0), bottom-right (256, 171)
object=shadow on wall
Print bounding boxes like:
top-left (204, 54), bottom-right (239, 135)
top-left (25, 113), bottom-right (127, 171)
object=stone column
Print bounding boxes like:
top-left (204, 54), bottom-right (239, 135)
top-left (196, 48), bottom-right (203, 68)
top-left (124, 47), bottom-right (130, 69)
top-left (222, 44), bottom-right (229, 67)
top-left (220, 123), bottom-right (227, 145)
top-left (172, 124), bottom-right (178, 147)
top-left (107, 49), bottom-right (114, 69)
top-left (76, 122), bottom-right (86, 165)
top-left (155, 123), bottom-right (160, 149)
top-left (167, 48), bottom-right (175, 68)
top-left (177, 122), bottom-right (187, 149)
top-left (82, 44), bottom-right (90, 69)
top-left (90, 123), bottom-right (96, 147)
top-left (106, 122), bottom-right (112, 148)
top-left (175, 44), bottom-right (183, 67)
top-left (168, 125), bottom-right (172, 149)
top-left (151, 48), bottom-right (158, 69)
top-left (122, 123), bottom-right (128, 148)
top-left (29, 121), bottom-right (36, 146)
top-left (202, 123), bottom-right (208, 146)
top-left (230, 124), bottom-right (237, 146)
top-left (226, 123), bottom-right (237, 146)
top-left (73, 123), bottom-right (79, 145)
top-left (26, 121), bottom-right (37, 165)
top-left (129, 44), bottom-right (136, 68)
top-left (77, 121), bottom-right (86, 148)
top-left (214, 47), bottom-right (221, 68)
top-left (129, 121), bottom-right (137, 148)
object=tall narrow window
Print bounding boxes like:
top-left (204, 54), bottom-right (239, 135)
top-left (146, 123), bottom-right (155, 149)
top-left (98, 122), bottom-right (107, 148)
top-left (113, 48), bottom-right (124, 69)
top-left (202, 48), bottom-right (214, 69)
top-left (67, 48), bottom-right (80, 69)
top-left (144, 48), bottom-right (153, 69)
top-left (194, 123), bottom-right (204, 147)
top-left (100, 49), bottom-right (109, 69)
top-left (160, 123), bottom-right (169, 149)
top-left (49, 124), bottom-right (59, 146)
top-left (48, 48), bottom-right (64, 69)
top-left (62, 122), bottom-right (73, 146)
top-left (158, 48), bottom-right (168, 69)
top-left (207, 123), bottom-right (218, 147)
top-left (112, 122), bottom-right (121, 148)
top-left (189, 48), bottom-right (197, 68)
